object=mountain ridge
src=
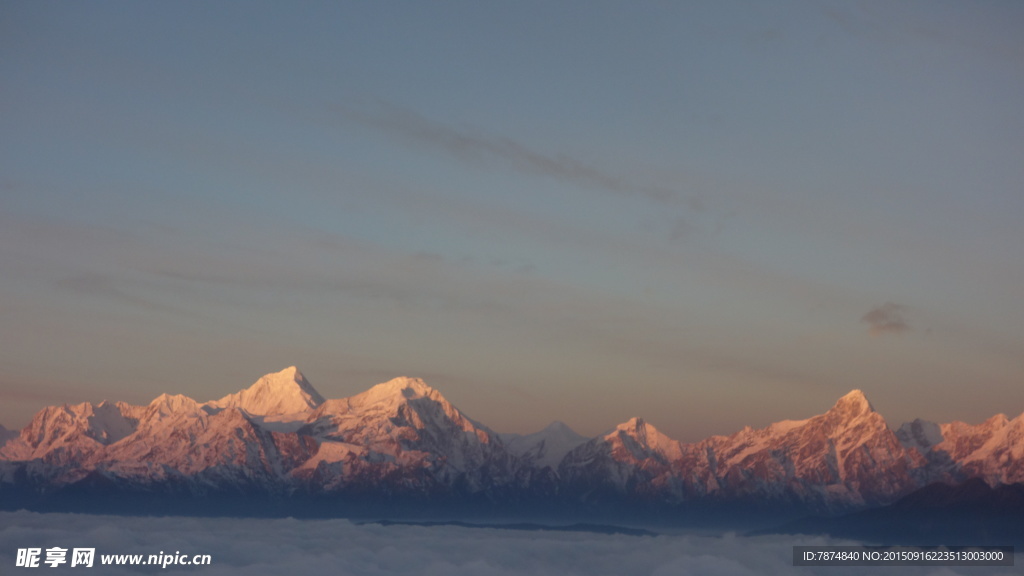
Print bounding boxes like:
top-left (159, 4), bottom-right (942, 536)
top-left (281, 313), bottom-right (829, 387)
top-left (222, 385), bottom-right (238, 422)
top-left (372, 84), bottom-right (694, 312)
top-left (2, 366), bottom-right (1021, 520)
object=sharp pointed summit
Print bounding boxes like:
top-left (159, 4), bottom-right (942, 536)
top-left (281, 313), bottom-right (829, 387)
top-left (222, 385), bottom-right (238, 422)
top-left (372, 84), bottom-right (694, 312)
top-left (829, 389), bottom-right (874, 419)
top-left (210, 366), bottom-right (326, 416)
top-left (603, 416), bottom-right (683, 461)
top-left (614, 417), bottom-right (672, 446)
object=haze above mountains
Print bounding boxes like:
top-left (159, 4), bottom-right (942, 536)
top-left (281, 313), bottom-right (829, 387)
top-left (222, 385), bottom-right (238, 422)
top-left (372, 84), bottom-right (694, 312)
top-left (2, 367), bottom-right (1021, 523)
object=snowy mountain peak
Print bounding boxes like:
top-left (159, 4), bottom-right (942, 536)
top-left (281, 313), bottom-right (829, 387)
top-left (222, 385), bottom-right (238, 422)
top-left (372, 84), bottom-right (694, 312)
top-left (986, 413), bottom-right (1010, 428)
top-left (830, 389), bottom-right (874, 418)
top-left (280, 366), bottom-right (311, 387)
top-left (308, 376), bottom-right (447, 423)
top-left (364, 376), bottom-right (437, 402)
top-left (147, 393), bottom-right (201, 417)
top-left (385, 376), bottom-right (433, 393)
top-left (614, 417), bottom-right (669, 439)
top-left (606, 417), bottom-right (682, 460)
top-left (210, 366), bottom-right (326, 416)
top-left (618, 417), bottom-right (648, 432)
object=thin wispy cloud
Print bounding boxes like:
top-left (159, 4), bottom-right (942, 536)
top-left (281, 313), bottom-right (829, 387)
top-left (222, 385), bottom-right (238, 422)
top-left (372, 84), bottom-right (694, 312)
top-left (55, 273), bottom-right (193, 318)
top-left (861, 302), bottom-right (910, 336)
top-left (335, 100), bottom-right (699, 207)
top-left (814, 0), bottom-right (1024, 62)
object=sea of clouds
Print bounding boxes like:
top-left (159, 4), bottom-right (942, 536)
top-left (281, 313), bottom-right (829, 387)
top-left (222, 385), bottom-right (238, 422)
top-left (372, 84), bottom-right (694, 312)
top-left (0, 511), bottom-right (1015, 576)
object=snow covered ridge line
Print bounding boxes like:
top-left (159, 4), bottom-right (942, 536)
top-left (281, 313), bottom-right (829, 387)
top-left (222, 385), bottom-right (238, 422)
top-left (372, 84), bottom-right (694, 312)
top-left (1, 366), bottom-right (1022, 516)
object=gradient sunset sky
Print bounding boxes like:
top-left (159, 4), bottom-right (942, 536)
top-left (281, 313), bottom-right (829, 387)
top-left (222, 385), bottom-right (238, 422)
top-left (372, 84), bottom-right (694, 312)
top-left (2, 1), bottom-right (1022, 441)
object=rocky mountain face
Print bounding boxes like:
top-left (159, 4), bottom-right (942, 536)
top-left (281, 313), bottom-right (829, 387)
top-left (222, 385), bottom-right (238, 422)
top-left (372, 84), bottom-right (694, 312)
top-left (1, 367), bottom-right (1020, 518)
top-left (558, 391), bottom-right (931, 512)
top-left (897, 411), bottom-right (1024, 486)
top-left (292, 376), bottom-right (520, 495)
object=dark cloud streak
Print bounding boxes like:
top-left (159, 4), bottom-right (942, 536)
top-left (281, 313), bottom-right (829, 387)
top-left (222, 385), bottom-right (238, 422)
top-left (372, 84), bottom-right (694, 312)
top-left (55, 273), bottom-right (195, 318)
top-left (861, 302), bottom-right (910, 336)
top-left (334, 100), bottom-right (695, 206)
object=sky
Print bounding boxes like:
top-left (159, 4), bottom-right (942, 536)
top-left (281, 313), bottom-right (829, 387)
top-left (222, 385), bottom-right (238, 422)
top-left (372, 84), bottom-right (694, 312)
top-left (1, 511), bottom-right (1018, 576)
top-left (1, 1), bottom-right (1023, 441)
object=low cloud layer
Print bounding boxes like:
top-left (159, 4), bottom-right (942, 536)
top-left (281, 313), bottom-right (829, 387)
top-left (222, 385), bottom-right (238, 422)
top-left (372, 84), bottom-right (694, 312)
top-left (862, 302), bottom-right (911, 336)
top-left (1, 512), bottom-right (1015, 576)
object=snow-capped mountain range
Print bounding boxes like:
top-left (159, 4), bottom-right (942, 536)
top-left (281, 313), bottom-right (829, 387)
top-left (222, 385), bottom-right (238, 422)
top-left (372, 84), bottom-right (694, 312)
top-left (1, 367), bottom-right (1021, 517)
